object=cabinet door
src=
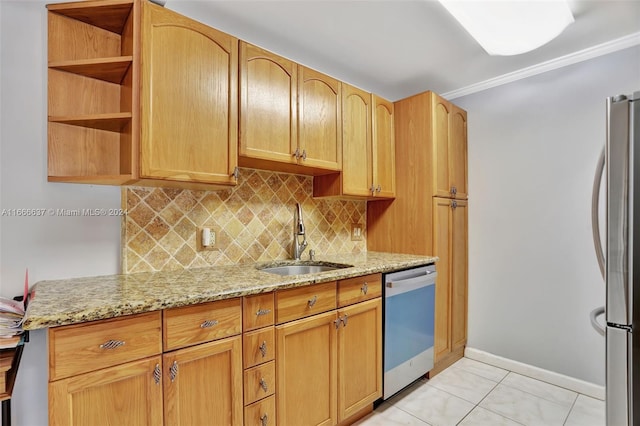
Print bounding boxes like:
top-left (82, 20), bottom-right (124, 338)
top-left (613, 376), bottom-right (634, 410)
top-left (432, 197), bottom-right (452, 363)
top-left (450, 104), bottom-right (468, 199)
top-left (298, 66), bottom-right (342, 170)
top-left (141, 2), bottom-right (238, 185)
top-left (432, 94), bottom-right (452, 198)
top-left (372, 95), bottom-right (395, 198)
top-left (337, 298), bottom-right (382, 422)
top-left (49, 356), bottom-right (163, 426)
top-left (451, 200), bottom-right (468, 351)
top-left (163, 336), bottom-right (243, 426)
top-left (276, 311), bottom-right (338, 426)
top-left (240, 42), bottom-right (298, 164)
top-left (342, 84), bottom-right (372, 197)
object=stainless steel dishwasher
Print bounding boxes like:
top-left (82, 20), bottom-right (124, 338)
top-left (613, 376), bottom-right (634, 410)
top-left (383, 264), bottom-right (436, 399)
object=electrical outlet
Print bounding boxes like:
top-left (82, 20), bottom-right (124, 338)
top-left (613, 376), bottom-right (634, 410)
top-left (197, 226), bottom-right (221, 251)
top-left (351, 223), bottom-right (363, 241)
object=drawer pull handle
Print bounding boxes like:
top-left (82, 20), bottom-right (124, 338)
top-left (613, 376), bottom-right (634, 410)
top-left (308, 295), bottom-right (318, 307)
top-left (99, 339), bottom-right (125, 350)
top-left (259, 378), bottom-right (268, 392)
top-left (259, 341), bottom-right (268, 358)
top-left (153, 364), bottom-right (161, 385)
top-left (260, 414), bottom-right (268, 426)
top-left (361, 282), bottom-right (368, 295)
top-left (170, 361), bottom-right (178, 382)
top-left (200, 319), bottom-right (219, 328)
top-left (256, 308), bottom-right (271, 317)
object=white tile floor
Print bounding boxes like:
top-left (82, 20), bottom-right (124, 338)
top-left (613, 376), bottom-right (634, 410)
top-left (354, 357), bottom-right (605, 426)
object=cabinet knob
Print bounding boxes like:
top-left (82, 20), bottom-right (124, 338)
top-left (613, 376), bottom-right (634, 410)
top-left (361, 282), bottom-right (368, 295)
top-left (256, 308), bottom-right (271, 317)
top-left (232, 166), bottom-right (239, 181)
top-left (334, 318), bottom-right (341, 329)
top-left (153, 363), bottom-right (161, 385)
top-left (99, 339), bottom-right (125, 350)
top-left (259, 377), bottom-right (268, 392)
top-left (450, 186), bottom-right (455, 195)
top-left (308, 295), bottom-right (318, 307)
top-left (301, 149), bottom-right (307, 160)
top-left (451, 200), bottom-right (458, 209)
top-left (369, 185), bottom-right (376, 195)
top-left (376, 185), bottom-right (382, 193)
top-left (293, 148), bottom-right (300, 159)
top-left (169, 361), bottom-right (178, 382)
top-left (200, 319), bottom-right (219, 328)
top-left (260, 414), bottom-right (268, 426)
top-left (341, 314), bottom-right (348, 327)
top-left (259, 341), bottom-right (268, 358)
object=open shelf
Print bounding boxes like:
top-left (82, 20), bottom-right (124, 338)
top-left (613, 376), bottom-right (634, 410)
top-left (49, 113), bottom-right (132, 132)
top-left (47, 0), bottom-right (134, 34)
top-left (49, 56), bottom-right (133, 84)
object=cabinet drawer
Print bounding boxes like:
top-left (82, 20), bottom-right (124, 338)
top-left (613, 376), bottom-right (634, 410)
top-left (243, 360), bottom-right (276, 405)
top-left (244, 292), bottom-right (275, 331)
top-left (163, 298), bottom-right (241, 351)
top-left (49, 311), bottom-right (162, 381)
top-left (244, 395), bottom-right (275, 426)
top-left (275, 281), bottom-right (336, 324)
top-left (243, 327), bottom-right (275, 369)
top-left (337, 273), bottom-right (382, 307)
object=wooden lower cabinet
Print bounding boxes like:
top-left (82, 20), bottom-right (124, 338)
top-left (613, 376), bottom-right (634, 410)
top-left (49, 356), bottom-right (163, 426)
top-left (163, 336), bottom-right (243, 426)
top-left (276, 310), bottom-right (338, 426)
top-left (276, 298), bottom-right (382, 426)
top-left (432, 197), bottom-right (468, 374)
top-left (337, 298), bottom-right (382, 422)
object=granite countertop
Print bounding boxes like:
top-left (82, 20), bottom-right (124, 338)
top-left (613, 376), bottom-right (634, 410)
top-left (23, 251), bottom-right (437, 330)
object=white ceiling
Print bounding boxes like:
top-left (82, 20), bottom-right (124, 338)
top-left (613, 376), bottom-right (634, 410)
top-left (165, 0), bottom-right (640, 101)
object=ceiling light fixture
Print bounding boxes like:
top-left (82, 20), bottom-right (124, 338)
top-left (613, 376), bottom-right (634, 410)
top-left (437, 0), bottom-right (575, 56)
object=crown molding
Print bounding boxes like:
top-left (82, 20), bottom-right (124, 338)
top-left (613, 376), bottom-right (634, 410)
top-left (443, 32), bottom-right (640, 100)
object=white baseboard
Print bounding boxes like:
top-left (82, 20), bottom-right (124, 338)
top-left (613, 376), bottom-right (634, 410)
top-left (464, 347), bottom-right (605, 401)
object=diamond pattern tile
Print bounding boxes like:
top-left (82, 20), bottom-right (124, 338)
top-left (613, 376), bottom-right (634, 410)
top-left (121, 168), bottom-right (367, 273)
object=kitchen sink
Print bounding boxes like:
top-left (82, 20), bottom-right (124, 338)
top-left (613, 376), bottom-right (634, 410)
top-left (258, 261), bottom-right (352, 276)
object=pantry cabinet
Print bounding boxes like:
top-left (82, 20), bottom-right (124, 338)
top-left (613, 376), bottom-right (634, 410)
top-left (47, 0), bottom-right (238, 189)
top-left (432, 94), bottom-right (468, 199)
top-left (432, 197), bottom-right (468, 373)
top-left (239, 42), bottom-right (342, 175)
top-left (313, 85), bottom-right (395, 199)
top-left (368, 90), bottom-right (468, 375)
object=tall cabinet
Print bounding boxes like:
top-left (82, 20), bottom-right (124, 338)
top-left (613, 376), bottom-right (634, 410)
top-left (368, 90), bottom-right (468, 375)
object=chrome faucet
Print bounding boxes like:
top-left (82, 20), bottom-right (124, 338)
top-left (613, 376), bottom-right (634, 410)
top-left (292, 203), bottom-right (308, 260)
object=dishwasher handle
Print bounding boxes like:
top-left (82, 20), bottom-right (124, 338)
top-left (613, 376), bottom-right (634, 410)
top-left (386, 271), bottom-right (436, 288)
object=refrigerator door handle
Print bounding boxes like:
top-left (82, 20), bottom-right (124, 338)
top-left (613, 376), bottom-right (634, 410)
top-left (589, 306), bottom-right (605, 336)
top-left (606, 95), bottom-right (632, 326)
top-left (592, 146), bottom-right (606, 280)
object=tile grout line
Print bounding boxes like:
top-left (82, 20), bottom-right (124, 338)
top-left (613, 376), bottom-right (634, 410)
top-left (561, 394), bottom-right (580, 426)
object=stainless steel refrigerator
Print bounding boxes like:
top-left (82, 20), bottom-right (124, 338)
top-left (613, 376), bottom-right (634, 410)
top-left (592, 91), bottom-right (639, 426)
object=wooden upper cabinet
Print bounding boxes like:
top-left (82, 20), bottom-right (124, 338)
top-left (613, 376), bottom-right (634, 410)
top-left (372, 95), bottom-right (395, 198)
top-left (141, 2), bottom-right (238, 186)
top-left (449, 104), bottom-right (468, 199)
top-left (239, 42), bottom-right (298, 165)
top-left (432, 93), bottom-right (467, 199)
top-left (239, 42), bottom-right (343, 175)
top-left (314, 86), bottom-right (395, 200)
top-left (298, 66), bottom-right (342, 170)
top-left (341, 84), bottom-right (372, 197)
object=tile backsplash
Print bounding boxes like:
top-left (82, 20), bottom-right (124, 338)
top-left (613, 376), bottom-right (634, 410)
top-left (122, 168), bottom-right (366, 273)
